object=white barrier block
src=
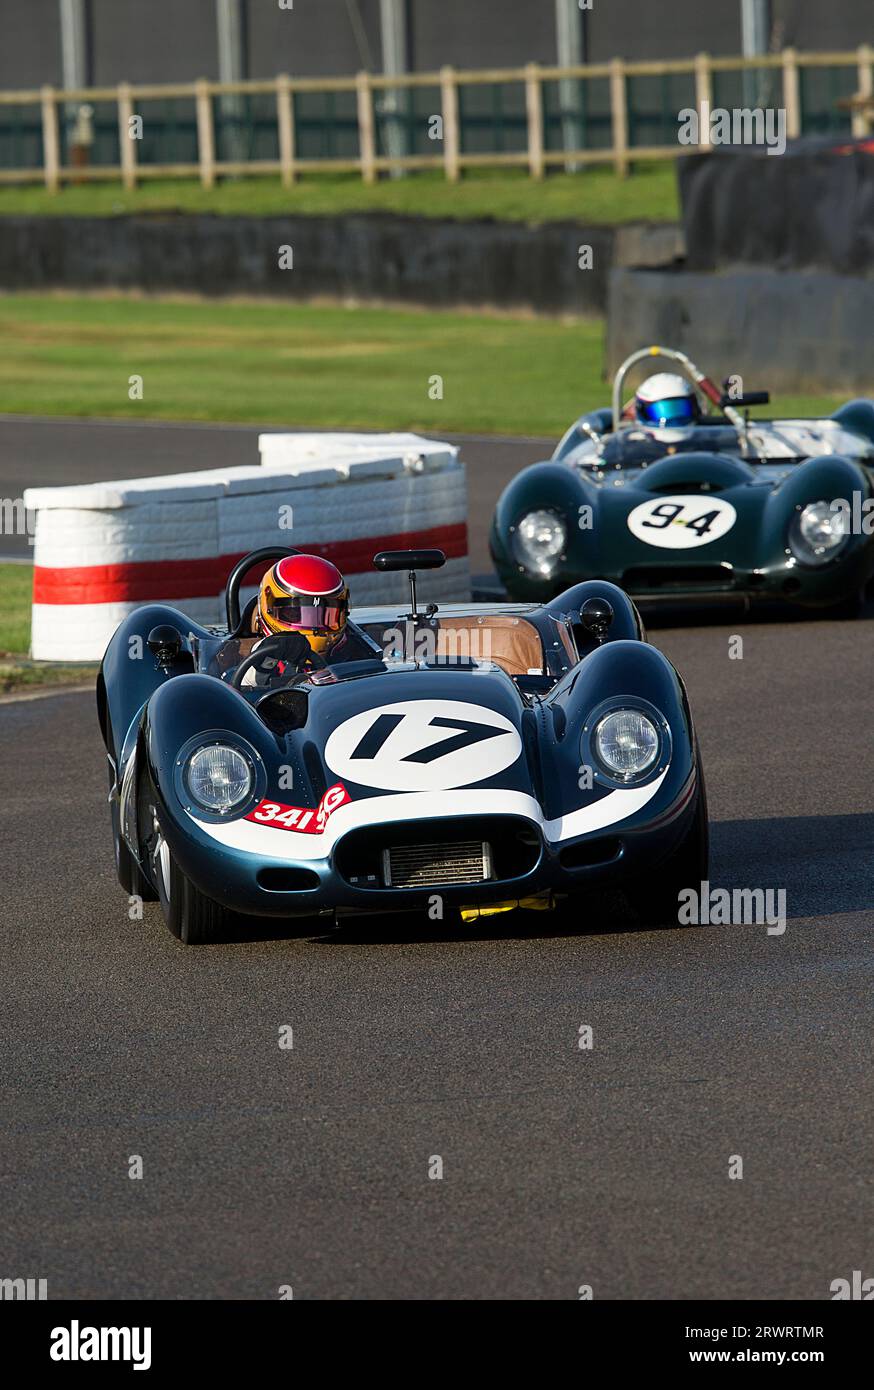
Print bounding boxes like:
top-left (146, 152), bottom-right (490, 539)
top-left (24, 433), bottom-right (469, 662)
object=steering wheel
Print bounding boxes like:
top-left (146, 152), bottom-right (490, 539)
top-left (229, 634), bottom-right (327, 690)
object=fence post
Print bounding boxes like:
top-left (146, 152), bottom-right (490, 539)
top-left (356, 71), bottom-right (376, 184)
top-left (853, 43), bottom-right (873, 137)
top-left (276, 73), bottom-right (296, 186)
top-left (40, 86), bottom-right (60, 193)
top-left (117, 82), bottom-right (137, 190)
top-left (440, 65), bottom-right (460, 182)
top-left (195, 78), bottom-right (215, 188)
top-left (694, 52), bottom-right (712, 147)
top-left (609, 57), bottom-right (629, 177)
top-left (525, 62), bottom-right (544, 178)
top-left (781, 48), bottom-right (801, 139)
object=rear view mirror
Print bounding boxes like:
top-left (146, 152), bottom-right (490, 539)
top-left (580, 598), bottom-right (614, 645)
top-left (373, 549), bottom-right (446, 572)
top-left (147, 625), bottom-right (183, 671)
top-left (720, 390), bottom-right (770, 408)
top-left (373, 548), bottom-right (446, 617)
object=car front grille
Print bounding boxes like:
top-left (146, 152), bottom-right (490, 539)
top-left (382, 840), bottom-right (493, 889)
top-left (334, 817), bottom-right (540, 891)
top-left (623, 564), bottom-right (734, 592)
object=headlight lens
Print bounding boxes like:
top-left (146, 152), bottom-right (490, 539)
top-left (593, 709), bottom-right (660, 782)
top-left (511, 509), bottom-right (567, 576)
top-left (789, 500), bottom-right (850, 565)
top-left (184, 744), bottom-right (253, 814)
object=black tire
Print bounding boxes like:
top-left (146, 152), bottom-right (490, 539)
top-left (819, 587), bottom-right (865, 621)
top-left (108, 760), bottom-right (157, 901)
top-left (626, 775), bottom-right (710, 928)
top-left (153, 834), bottom-right (239, 945)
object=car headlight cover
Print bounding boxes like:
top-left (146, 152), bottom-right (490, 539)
top-left (789, 500), bottom-right (850, 565)
top-left (512, 509), bottom-right (567, 576)
top-left (184, 744), bottom-right (254, 814)
top-left (593, 708), bottom-right (660, 781)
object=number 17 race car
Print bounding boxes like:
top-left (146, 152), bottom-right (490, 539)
top-left (490, 346), bottom-right (874, 614)
top-left (96, 546), bottom-right (707, 943)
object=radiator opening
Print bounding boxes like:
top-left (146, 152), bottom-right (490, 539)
top-left (257, 866), bottom-right (320, 892)
top-left (559, 837), bottom-right (622, 871)
top-left (335, 817), bottom-right (541, 890)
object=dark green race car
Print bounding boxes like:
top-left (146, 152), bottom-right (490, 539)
top-left (491, 347), bottom-right (874, 615)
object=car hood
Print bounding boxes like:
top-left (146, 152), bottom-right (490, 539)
top-left (279, 664), bottom-right (537, 801)
top-left (553, 448), bottom-right (872, 576)
top-left (565, 417), bottom-right (874, 470)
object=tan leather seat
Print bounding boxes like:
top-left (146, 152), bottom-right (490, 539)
top-left (432, 615), bottom-right (544, 678)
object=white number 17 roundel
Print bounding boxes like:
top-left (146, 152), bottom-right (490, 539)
top-left (325, 699), bottom-right (522, 792)
top-left (627, 494), bottom-right (737, 549)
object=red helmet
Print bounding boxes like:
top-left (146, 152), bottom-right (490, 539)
top-left (257, 554), bottom-right (349, 653)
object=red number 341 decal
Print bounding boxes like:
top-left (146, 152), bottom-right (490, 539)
top-left (245, 782), bottom-right (350, 835)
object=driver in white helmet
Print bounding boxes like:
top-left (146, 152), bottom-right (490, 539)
top-left (631, 373), bottom-right (700, 430)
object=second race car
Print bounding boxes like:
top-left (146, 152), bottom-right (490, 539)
top-left (490, 346), bottom-right (874, 614)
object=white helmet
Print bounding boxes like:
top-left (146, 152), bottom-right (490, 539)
top-left (635, 373), bottom-right (698, 427)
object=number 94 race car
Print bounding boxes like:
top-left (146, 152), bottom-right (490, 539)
top-left (97, 546), bottom-right (707, 943)
top-left (490, 346), bottom-right (874, 615)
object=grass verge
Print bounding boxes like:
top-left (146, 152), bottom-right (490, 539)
top-left (0, 562), bottom-right (32, 653)
top-left (0, 564), bottom-right (96, 694)
top-left (0, 294), bottom-right (846, 434)
top-left (0, 659), bottom-right (98, 696)
top-left (0, 165), bottom-right (680, 224)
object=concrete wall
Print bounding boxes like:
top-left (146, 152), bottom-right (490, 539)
top-left (771, 0), bottom-right (871, 51)
top-left (246, 0), bottom-right (382, 81)
top-left (680, 151), bottom-right (874, 277)
top-left (90, 0), bottom-right (218, 85)
top-left (1, 0), bottom-right (871, 87)
top-left (607, 266), bottom-right (874, 394)
top-left (0, 212), bottom-right (682, 314)
top-left (585, 0), bottom-right (740, 62)
top-left (0, 0), bottom-right (62, 90)
top-left (409, 0), bottom-right (557, 70)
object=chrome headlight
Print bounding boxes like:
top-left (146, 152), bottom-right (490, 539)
top-left (789, 500), bottom-right (850, 566)
top-left (593, 708), bottom-right (661, 782)
top-left (183, 743), bottom-right (254, 815)
top-left (511, 509), bottom-right (567, 577)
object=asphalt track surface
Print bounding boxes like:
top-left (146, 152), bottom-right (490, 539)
top-left (3, 417), bottom-right (874, 1300)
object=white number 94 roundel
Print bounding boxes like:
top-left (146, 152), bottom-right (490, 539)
top-left (627, 494), bottom-right (737, 549)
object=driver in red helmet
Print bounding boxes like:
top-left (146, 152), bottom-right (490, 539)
top-left (240, 553), bottom-right (379, 686)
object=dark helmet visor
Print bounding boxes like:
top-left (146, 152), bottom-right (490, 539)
top-left (639, 396), bottom-right (696, 426)
top-left (270, 601), bottom-right (347, 632)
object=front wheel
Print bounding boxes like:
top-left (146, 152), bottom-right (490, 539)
top-left (108, 760), bottom-right (156, 901)
top-left (153, 832), bottom-right (240, 945)
top-left (626, 774), bottom-right (709, 928)
top-left (818, 586), bottom-right (865, 620)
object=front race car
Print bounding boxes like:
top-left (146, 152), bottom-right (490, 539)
top-left (98, 563), bottom-right (707, 942)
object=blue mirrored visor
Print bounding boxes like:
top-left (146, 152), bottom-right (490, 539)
top-left (640, 396), bottom-right (695, 426)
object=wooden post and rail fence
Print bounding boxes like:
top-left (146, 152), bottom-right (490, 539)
top-left (0, 46), bottom-right (869, 192)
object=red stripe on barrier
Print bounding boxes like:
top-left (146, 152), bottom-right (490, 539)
top-left (32, 523), bottom-right (469, 605)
